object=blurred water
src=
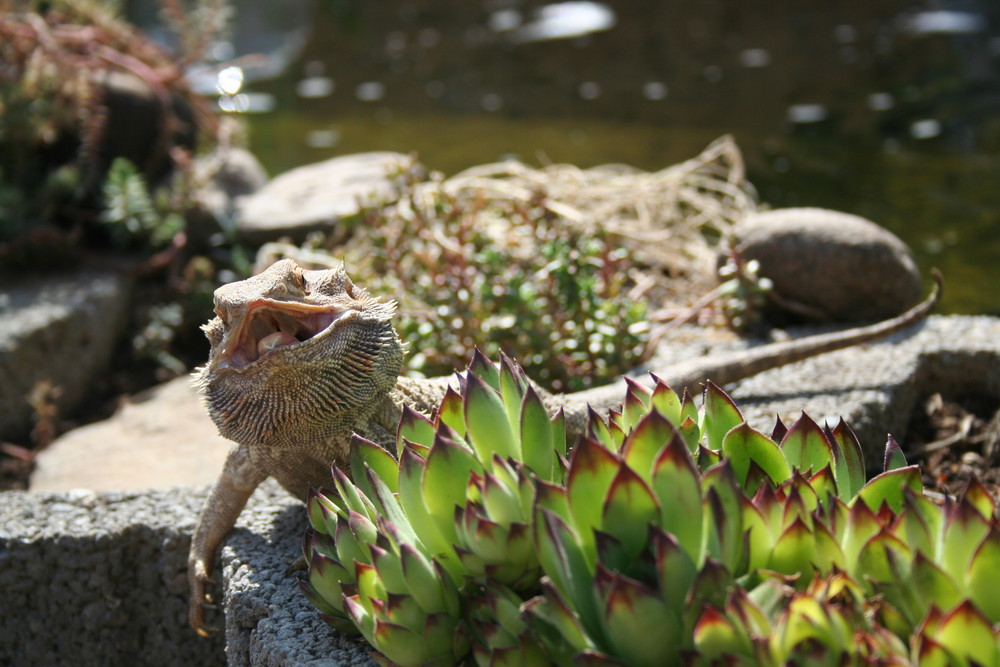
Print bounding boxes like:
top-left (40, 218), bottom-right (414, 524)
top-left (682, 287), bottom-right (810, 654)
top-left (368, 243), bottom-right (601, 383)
top-left (189, 0), bottom-right (1000, 314)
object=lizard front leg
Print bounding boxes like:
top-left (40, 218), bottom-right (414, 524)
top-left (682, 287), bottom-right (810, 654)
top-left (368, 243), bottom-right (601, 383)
top-left (188, 444), bottom-right (268, 636)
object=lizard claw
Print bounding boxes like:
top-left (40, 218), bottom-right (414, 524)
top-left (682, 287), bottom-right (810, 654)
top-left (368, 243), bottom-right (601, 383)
top-left (189, 558), bottom-right (219, 636)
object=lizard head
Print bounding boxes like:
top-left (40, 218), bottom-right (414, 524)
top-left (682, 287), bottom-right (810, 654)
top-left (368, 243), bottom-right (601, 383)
top-left (194, 259), bottom-right (403, 448)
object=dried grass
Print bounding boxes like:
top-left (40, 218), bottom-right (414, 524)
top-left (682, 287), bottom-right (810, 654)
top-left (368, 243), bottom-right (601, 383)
top-left (383, 135), bottom-right (758, 307)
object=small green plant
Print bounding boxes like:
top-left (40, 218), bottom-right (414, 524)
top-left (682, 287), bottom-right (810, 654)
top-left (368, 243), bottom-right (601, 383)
top-left (339, 174), bottom-right (649, 393)
top-left (101, 157), bottom-right (185, 248)
top-left (0, 0), bottom-right (224, 247)
top-left (303, 352), bottom-right (1000, 666)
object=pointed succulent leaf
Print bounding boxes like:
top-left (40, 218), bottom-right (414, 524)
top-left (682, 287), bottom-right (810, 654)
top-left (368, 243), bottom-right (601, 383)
top-left (343, 595), bottom-right (376, 645)
top-left (423, 432), bottom-right (482, 544)
top-left (908, 552), bottom-right (962, 619)
top-left (679, 388), bottom-right (699, 424)
top-left (499, 353), bottom-right (526, 432)
top-left (332, 465), bottom-right (377, 523)
top-left (465, 372), bottom-right (519, 461)
top-left (382, 591), bottom-right (428, 635)
top-left (551, 408), bottom-right (567, 460)
top-left (522, 580), bottom-right (595, 658)
top-left (481, 470), bottom-right (524, 526)
top-left (347, 509), bottom-right (379, 550)
top-left (857, 465), bottom-right (922, 513)
top-left (897, 491), bottom-right (938, 559)
top-left (436, 386), bottom-right (466, 438)
top-left (299, 577), bottom-right (349, 621)
top-left (770, 414), bottom-right (788, 443)
top-left (935, 600), bottom-right (999, 667)
top-left (941, 497), bottom-right (992, 585)
top-left (621, 388), bottom-right (649, 433)
top-left (520, 385), bottom-right (555, 479)
top-left (309, 528), bottom-right (339, 561)
top-left (700, 381), bottom-right (744, 452)
top-left (649, 375), bottom-right (682, 426)
top-left (601, 462), bottom-right (661, 563)
top-left (535, 478), bottom-right (570, 520)
top-left (651, 435), bottom-right (703, 561)
top-left (962, 476), bottom-right (996, 520)
top-left (651, 526), bottom-right (697, 612)
top-left (882, 434), bottom-right (908, 472)
top-left (587, 407), bottom-right (617, 450)
top-left (721, 422), bottom-right (792, 489)
top-left (966, 527), bottom-right (1000, 622)
top-left (365, 468), bottom-right (418, 548)
top-left (468, 347), bottom-right (501, 390)
top-left (534, 508), bottom-right (604, 643)
top-left (915, 635), bottom-right (960, 667)
top-left (841, 499), bottom-right (883, 569)
top-left (827, 419), bottom-right (866, 500)
top-left (621, 410), bottom-right (676, 485)
top-left (397, 406), bottom-right (436, 450)
top-left (460, 506), bottom-right (511, 563)
top-left (780, 413), bottom-right (835, 476)
top-left (398, 446), bottom-right (459, 574)
top-left (368, 544), bottom-right (407, 595)
top-left (308, 488), bottom-right (342, 534)
top-left (351, 435), bottom-right (400, 498)
top-left (768, 516), bottom-right (817, 579)
top-left (397, 543), bottom-right (452, 615)
top-left (702, 463), bottom-right (745, 573)
top-left (335, 513), bottom-right (372, 567)
top-left (687, 558), bottom-right (734, 615)
top-left (567, 438), bottom-right (623, 563)
top-left (696, 443), bottom-right (720, 469)
top-left (725, 586), bottom-right (773, 641)
top-left (857, 528), bottom-right (911, 585)
top-left (308, 550), bottom-right (352, 613)
top-left (693, 605), bottom-right (750, 662)
top-left (371, 617), bottom-right (443, 667)
top-left (602, 572), bottom-right (683, 667)
top-left (741, 496), bottom-right (774, 572)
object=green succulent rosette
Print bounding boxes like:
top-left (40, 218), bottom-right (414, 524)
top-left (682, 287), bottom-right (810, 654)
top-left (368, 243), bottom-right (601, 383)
top-left (302, 351), bottom-right (1000, 666)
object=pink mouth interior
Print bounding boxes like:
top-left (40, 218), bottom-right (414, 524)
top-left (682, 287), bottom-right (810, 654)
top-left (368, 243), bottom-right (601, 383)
top-left (221, 306), bottom-right (341, 368)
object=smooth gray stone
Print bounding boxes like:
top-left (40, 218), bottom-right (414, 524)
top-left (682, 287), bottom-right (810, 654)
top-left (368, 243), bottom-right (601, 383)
top-left (235, 152), bottom-right (416, 244)
top-left (0, 270), bottom-right (130, 440)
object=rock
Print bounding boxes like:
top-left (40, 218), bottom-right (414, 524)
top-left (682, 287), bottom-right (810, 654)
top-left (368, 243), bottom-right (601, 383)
top-left (235, 152), bottom-right (420, 244)
top-left (187, 147), bottom-right (270, 242)
top-left (727, 207), bottom-right (923, 322)
top-left (0, 484), bottom-right (228, 665)
top-left (98, 69), bottom-right (198, 183)
top-left (31, 376), bottom-right (231, 492)
top-left (0, 270), bottom-right (130, 440)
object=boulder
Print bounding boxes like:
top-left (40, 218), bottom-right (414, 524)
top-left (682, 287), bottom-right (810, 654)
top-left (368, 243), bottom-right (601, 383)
top-left (0, 270), bottom-right (130, 440)
top-left (235, 152), bottom-right (419, 244)
top-left (187, 147), bottom-right (270, 242)
top-left (727, 207), bottom-right (923, 322)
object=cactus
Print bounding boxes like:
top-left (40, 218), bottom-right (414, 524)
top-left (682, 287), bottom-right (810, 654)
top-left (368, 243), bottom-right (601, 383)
top-left (302, 352), bottom-right (1000, 666)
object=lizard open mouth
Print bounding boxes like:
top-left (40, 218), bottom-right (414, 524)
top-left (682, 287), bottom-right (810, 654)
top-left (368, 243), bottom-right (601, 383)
top-left (218, 300), bottom-right (349, 369)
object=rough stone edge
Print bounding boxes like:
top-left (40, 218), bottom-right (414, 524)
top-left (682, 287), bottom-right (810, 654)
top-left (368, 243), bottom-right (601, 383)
top-left (0, 484), bottom-right (225, 666)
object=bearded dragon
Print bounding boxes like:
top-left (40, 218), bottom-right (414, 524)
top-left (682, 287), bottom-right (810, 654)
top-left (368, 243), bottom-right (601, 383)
top-left (188, 258), bottom-right (941, 635)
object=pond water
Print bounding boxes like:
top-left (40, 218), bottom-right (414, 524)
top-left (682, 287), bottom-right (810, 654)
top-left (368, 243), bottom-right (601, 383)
top-left (199, 0), bottom-right (1000, 315)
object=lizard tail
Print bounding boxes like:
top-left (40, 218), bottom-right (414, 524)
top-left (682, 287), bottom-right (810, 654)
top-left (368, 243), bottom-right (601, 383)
top-left (667, 267), bottom-right (943, 393)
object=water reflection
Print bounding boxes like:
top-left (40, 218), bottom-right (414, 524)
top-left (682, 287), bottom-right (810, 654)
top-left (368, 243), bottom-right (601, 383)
top-left (174, 0), bottom-right (1000, 314)
top-left (502, 2), bottom-right (617, 43)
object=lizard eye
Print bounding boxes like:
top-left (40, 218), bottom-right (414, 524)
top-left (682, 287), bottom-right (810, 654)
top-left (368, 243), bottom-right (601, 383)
top-left (292, 265), bottom-right (308, 293)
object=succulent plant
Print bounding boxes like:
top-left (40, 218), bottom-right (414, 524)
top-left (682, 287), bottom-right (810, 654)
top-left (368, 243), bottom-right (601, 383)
top-left (303, 352), bottom-right (1000, 666)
